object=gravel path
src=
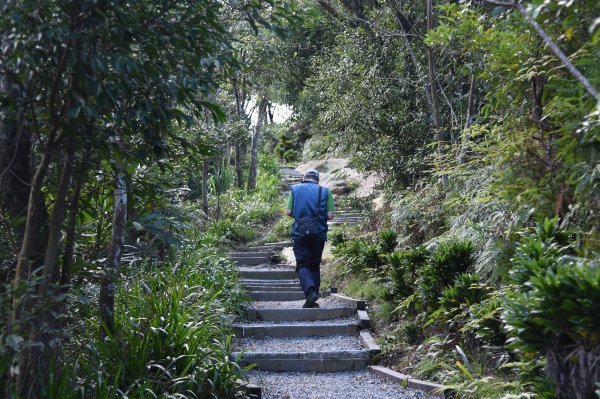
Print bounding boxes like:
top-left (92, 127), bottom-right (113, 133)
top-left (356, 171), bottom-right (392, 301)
top-left (236, 335), bottom-right (364, 353)
top-left (251, 296), bottom-right (347, 309)
top-left (247, 370), bottom-right (435, 399)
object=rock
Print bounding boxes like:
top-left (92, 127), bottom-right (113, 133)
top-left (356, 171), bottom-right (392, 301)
top-left (294, 158), bottom-right (379, 198)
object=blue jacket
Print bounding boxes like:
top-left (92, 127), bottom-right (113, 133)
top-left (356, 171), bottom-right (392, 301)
top-left (290, 181), bottom-right (329, 241)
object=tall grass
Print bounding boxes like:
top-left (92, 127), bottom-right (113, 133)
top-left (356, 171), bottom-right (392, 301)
top-left (54, 241), bottom-right (250, 399)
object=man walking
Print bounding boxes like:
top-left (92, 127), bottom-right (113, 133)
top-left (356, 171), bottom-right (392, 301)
top-left (286, 168), bottom-right (335, 308)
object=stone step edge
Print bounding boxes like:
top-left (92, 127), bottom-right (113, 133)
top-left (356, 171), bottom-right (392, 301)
top-left (240, 357), bottom-right (369, 373)
top-left (258, 241), bottom-right (293, 247)
top-left (369, 365), bottom-right (455, 399)
top-left (244, 285), bottom-right (303, 291)
top-left (246, 307), bottom-right (356, 321)
top-left (357, 309), bottom-right (371, 329)
top-left (231, 254), bottom-right (273, 259)
top-left (240, 280), bottom-right (298, 285)
top-left (250, 291), bottom-right (306, 301)
top-left (234, 349), bottom-right (370, 360)
top-left (330, 293), bottom-right (366, 310)
top-left (232, 322), bottom-right (361, 339)
top-left (239, 270), bottom-right (297, 280)
top-left (359, 330), bottom-right (381, 354)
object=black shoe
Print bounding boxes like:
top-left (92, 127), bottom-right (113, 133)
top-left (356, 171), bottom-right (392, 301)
top-left (302, 288), bottom-right (319, 308)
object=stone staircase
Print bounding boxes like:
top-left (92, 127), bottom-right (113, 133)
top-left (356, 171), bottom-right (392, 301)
top-left (230, 166), bottom-right (445, 397)
top-left (231, 243), bottom-right (378, 374)
top-left (230, 244), bottom-right (447, 399)
top-left (328, 209), bottom-right (366, 227)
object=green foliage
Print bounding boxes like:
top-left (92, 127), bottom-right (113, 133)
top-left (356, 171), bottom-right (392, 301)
top-left (25, 235), bottom-right (249, 398)
top-left (274, 132), bottom-right (299, 163)
top-left (329, 229), bottom-right (349, 247)
top-left (263, 216), bottom-right (293, 243)
top-left (257, 153), bottom-right (281, 179)
top-left (417, 240), bottom-right (475, 311)
top-left (431, 240), bottom-right (475, 282)
top-left (209, 159), bottom-right (234, 198)
top-left (332, 237), bottom-right (386, 276)
top-left (438, 274), bottom-right (487, 321)
top-left (378, 229), bottom-right (398, 254)
top-left (345, 277), bottom-right (388, 302)
top-left (504, 219), bottom-right (600, 399)
top-left (387, 246), bottom-right (428, 299)
top-left (207, 217), bottom-right (257, 243)
top-left (391, 186), bottom-right (447, 245)
top-left (465, 294), bottom-right (507, 348)
top-left (510, 217), bottom-right (571, 286)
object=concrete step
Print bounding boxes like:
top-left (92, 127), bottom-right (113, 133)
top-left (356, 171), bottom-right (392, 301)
top-left (336, 212), bottom-right (363, 217)
top-left (233, 322), bottom-right (361, 339)
top-left (232, 256), bottom-right (270, 266)
top-left (250, 291), bottom-right (306, 301)
top-left (247, 245), bottom-right (284, 252)
top-left (235, 350), bottom-right (369, 372)
top-left (231, 251), bottom-right (272, 258)
top-left (328, 221), bottom-right (361, 226)
top-left (240, 278), bottom-right (298, 286)
top-left (261, 241), bottom-right (293, 247)
top-left (239, 269), bottom-right (297, 280)
top-left (244, 285), bottom-right (302, 292)
top-left (247, 307), bottom-right (356, 322)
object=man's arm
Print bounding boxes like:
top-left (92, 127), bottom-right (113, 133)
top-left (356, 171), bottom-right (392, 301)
top-left (326, 189), bottom-right (335, 220)
top-left (286, 191), bottom-right (294, 218)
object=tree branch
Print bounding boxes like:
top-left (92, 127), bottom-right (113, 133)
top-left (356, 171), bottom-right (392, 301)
top-left (480, 0), bottom-right (599, 101)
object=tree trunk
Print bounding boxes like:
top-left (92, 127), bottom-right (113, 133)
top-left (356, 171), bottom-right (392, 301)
top-left (247, 95), bottom-right (268, 191)
top-left (426, 0), bottom-right (447, 188)
top-left (99, 162), bottom-right (127, 335)
top-left (61, 172), bottom-right (84, 293)
top-left (16, 138), bottom-right (77, 395)
top-left (235, 141), bottom-right (244, 189)
top-left (202, 159), bottom-right (209, 217)
top-left (458, 74), bottom-right (476, 164)
top-left (232, 74), bottom-right (246, 189)
top-left (12, 132), bottom-right (56, 398)
top-left (39, 138), bottom-right (75, 296)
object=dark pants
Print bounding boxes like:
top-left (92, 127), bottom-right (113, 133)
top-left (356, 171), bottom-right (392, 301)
top-left (293, 237), bottom-right (326, 296)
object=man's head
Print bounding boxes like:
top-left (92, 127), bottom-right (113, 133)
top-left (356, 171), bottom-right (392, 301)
top-left (303, 168), bottom-right (320, 182)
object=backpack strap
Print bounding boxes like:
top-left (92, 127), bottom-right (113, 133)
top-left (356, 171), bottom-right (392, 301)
top-left (316, 185), bottom-right (322, 218)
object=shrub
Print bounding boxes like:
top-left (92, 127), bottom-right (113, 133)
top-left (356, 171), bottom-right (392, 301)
top-left (208, 218), bottom-right (256, 243)
top-left (330, 230), bottom-right (348, 247)
top-left (503, 218), bottom-right (600, 399)
top-left (332, 237), bottom-right (387, 276)
top-left (362, 244), bottom-right (384, 273)
top-left (378, 229), bottom-right (399, 254)
top-left (438, 273), bottom-right (488, 320)
top-left (263, 216), bottom-right (293, 243)
top-left (414, 240), bottom-right (474, 311)
top-left (44, 241), bottom-right (249, 398)
top-left (466, 294), bottom-right (507, 348)
top-left (510, 217), bottom-right (570, 286)
top-left (387, 246), bottom-right (428, 299)
top-left (430, 240), bottom-right (475, 285)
